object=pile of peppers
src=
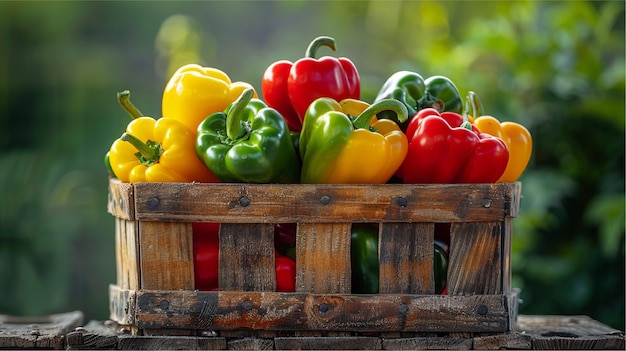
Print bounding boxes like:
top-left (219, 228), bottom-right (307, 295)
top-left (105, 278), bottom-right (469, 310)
top-left (104, 35), bottom-right (533, 294)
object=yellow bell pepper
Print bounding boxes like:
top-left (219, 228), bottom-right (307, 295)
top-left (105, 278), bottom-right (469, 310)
top-left (162, 64), bottom-right (258, 133)
top-left (299, 98), bottom-right (408, 184)
top-left (472, 115), bottom-right (532, 182)
top-left (109, 116), bottom-right (219, 183)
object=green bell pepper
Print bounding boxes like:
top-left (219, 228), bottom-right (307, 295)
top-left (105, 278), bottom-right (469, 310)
top-left (374, 71), bottom-right (463, 130)
top-left (195, 88), bottom-right (300, 183)
top-left (351, 223), bottom-right (380, 294)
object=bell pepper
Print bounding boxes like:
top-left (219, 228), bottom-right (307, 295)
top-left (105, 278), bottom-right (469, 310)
top-left (192, 222), bottom-right (220, 291)
top-left (261, 36), bottom-right (360, 132)
top-left (351, 223), bottom-right (380, 294)
top-left (433, 240), bottom-right (449, 295)
top-left (275, 252), bottom-right (296, 292)
top-left (108, 92), bottom-right (218, 183)
top-left (162, 63), bottom-right (258, 133)
top-left (299, 98), bottom-right (408, 184)
top-left (375, 71), bottom-right (463, 130)
top-left (401, 108), bottom-right (509, 184)
top-left (465, 92), bottom-right (533, 182)
top-left (195, 88), bottom-right (300, 183)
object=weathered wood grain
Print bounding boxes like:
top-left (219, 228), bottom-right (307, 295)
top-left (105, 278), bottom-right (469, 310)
top-left (115, 218), bottom-right (139, 290)
top-left (108, 179), bottom-right (134, 220)
top-left (516, 315), bottom-right (625, 350)
top-left (219, 223), bottom-right (276, 291)
top-left (379, 222), bottom-right (435, 294)
top-left (382, 335), bottom-right (474, 350)
top-left (275, 336), bottom-right (382, 350)
top-left (110, 288), bottom-right (511, 333)
top-left (0, 310), bottom-right (83, 350)
top-left (109, 180), bottom-right (521, 223)
top-left (138, 221), bottom-right (194, 290)
top-left (296, 223), bottom-right (351, 293)
top-left (448, 222), bottom-right (502, 295)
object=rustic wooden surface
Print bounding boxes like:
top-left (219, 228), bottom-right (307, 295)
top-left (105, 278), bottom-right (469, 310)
top-left (51, 314), bottom-right (626, 350)
top-left (0, 310), bottom-right (83, 349)
top-left (107, 179), bottom-right (521, 223)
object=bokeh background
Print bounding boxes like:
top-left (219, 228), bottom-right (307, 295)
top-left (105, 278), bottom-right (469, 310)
top-left (1, 1), bottom-right (624, 330)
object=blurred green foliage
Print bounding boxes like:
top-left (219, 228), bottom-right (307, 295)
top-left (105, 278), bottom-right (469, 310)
top-left (0, 1), bottom-right (623, 330)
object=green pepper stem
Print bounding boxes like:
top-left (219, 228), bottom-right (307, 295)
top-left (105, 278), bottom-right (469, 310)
top-left (117, 90), bottom-right (143, 119)
top-left (464, 91), bottom-right (484, 119)
top-left (226, 88), bottom-right (255, 140)
top-left (352, 99), bottom-right (408, 130)
top-left (120, 132), bottom-right (162, 166)
top-left (305, 36), bottom-right (336, 58)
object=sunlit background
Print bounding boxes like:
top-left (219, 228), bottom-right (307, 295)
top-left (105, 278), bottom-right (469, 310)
top-left (1, 1), bottom-right (624, 330)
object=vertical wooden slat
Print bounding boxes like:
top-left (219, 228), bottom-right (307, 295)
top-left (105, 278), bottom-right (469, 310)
top-left (502, 218), bottom-right (513, 295)
top-left (296, 223), bottom-right (351, 293)
top-left (379, 223), bottom-right (435, 294)
top-left (218, 223), bottom-right (275, 291)
top-left (447, 222), bottom-right (502, 295)
top-left (139, 221), bottom-right (195, 290)
top-left (115, 218), bottom-right (139, 290)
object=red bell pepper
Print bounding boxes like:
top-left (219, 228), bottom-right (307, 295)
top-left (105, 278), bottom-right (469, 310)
top-left (192, 222), bottom-right (220, 291)
top-left (275, 252), bottom-right (296, 292)
top-left (401, 108), bottom-right (509, 183)
top-left (261, 36), bottom-right (360, 132)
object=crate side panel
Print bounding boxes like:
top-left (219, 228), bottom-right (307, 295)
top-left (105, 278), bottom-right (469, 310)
top-left (108, 178), bottom-right (134, 220)
top-left (131, 182), bottom-right (520, 223)
top-left (448, 222), bottom-right (502, 295)
top-left (131, 290), bottom-right (509, 333)
top-left (379, 222), bottom-right (435, 294)
top-left (219, 223), bottom-right (276, 291)
top-left (296, 223), bottom-right (351, 293)
top-left (115, 218), bottom-right (140, 290)
top-left (139, 221), bottom-right (195, 290)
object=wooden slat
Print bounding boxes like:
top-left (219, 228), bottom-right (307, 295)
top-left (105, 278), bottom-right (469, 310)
top-left (125, 181), bottom-right (521, 223)
top-left (516, 315), bottom-right (625, 350)
top-left (120, 289), bottom-right (510, 333)
top-left (219, 223), bottom-right (275, 291)
top-left (275, 336), bottom-right (382, 350)
top-left (109, 284), bottom-right (137, 326)
top-left (0, 311), bottom-right (83, 350)
top-left (447, 222), bottom-right (502, 295)
top-left (108, 178), bottom-right (134, 220)
top-left (138, 222), bottom-right (194, 290)
top-left (115, 218), bottom-right (139, 290)
top-left (379, 222), bottom-right (434, 294)
top-left (296, 223), bottom-right (351, 293)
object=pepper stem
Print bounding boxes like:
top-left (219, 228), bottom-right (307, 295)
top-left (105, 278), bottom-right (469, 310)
top-left (117, 90), bottom-right (143, 119)
top-left (226, 88), bottom-right (255, 140)
top-left (461, 91), bottom-right (483, 131)
top-left (352, 99), bottom-right (408, 130)
top-left (120, 132), bottom-right (163, 166)
top-left (305, 36), bottom-right (336, 58)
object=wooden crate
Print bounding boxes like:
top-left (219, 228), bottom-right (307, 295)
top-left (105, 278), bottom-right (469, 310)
top-left (107, 178), bottom-right (521, 336)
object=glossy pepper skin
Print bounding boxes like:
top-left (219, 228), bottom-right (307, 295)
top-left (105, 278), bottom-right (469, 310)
top-left (375, 71), bottom-right (463, 130)
top-left (192, 222), bottom-right (220, 291)
top-left (351, 223), bottom-right (380, 294)
top-left (262, 36), bottom-right (360, 132)
top-left (275, 252), bottom-right (296, 292)
top-left (465, 92), bottom-right (532, 182)
top-left (163, 63), bottom-right (257, 133)
top-left (108, 91), bottom-right (218, 183)
top-left (401, 108), bottom-right (509, 184)
top-left (195, 88), bottom-right (300, 184)
top-left (299, 98), bottom-right (408, 184)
